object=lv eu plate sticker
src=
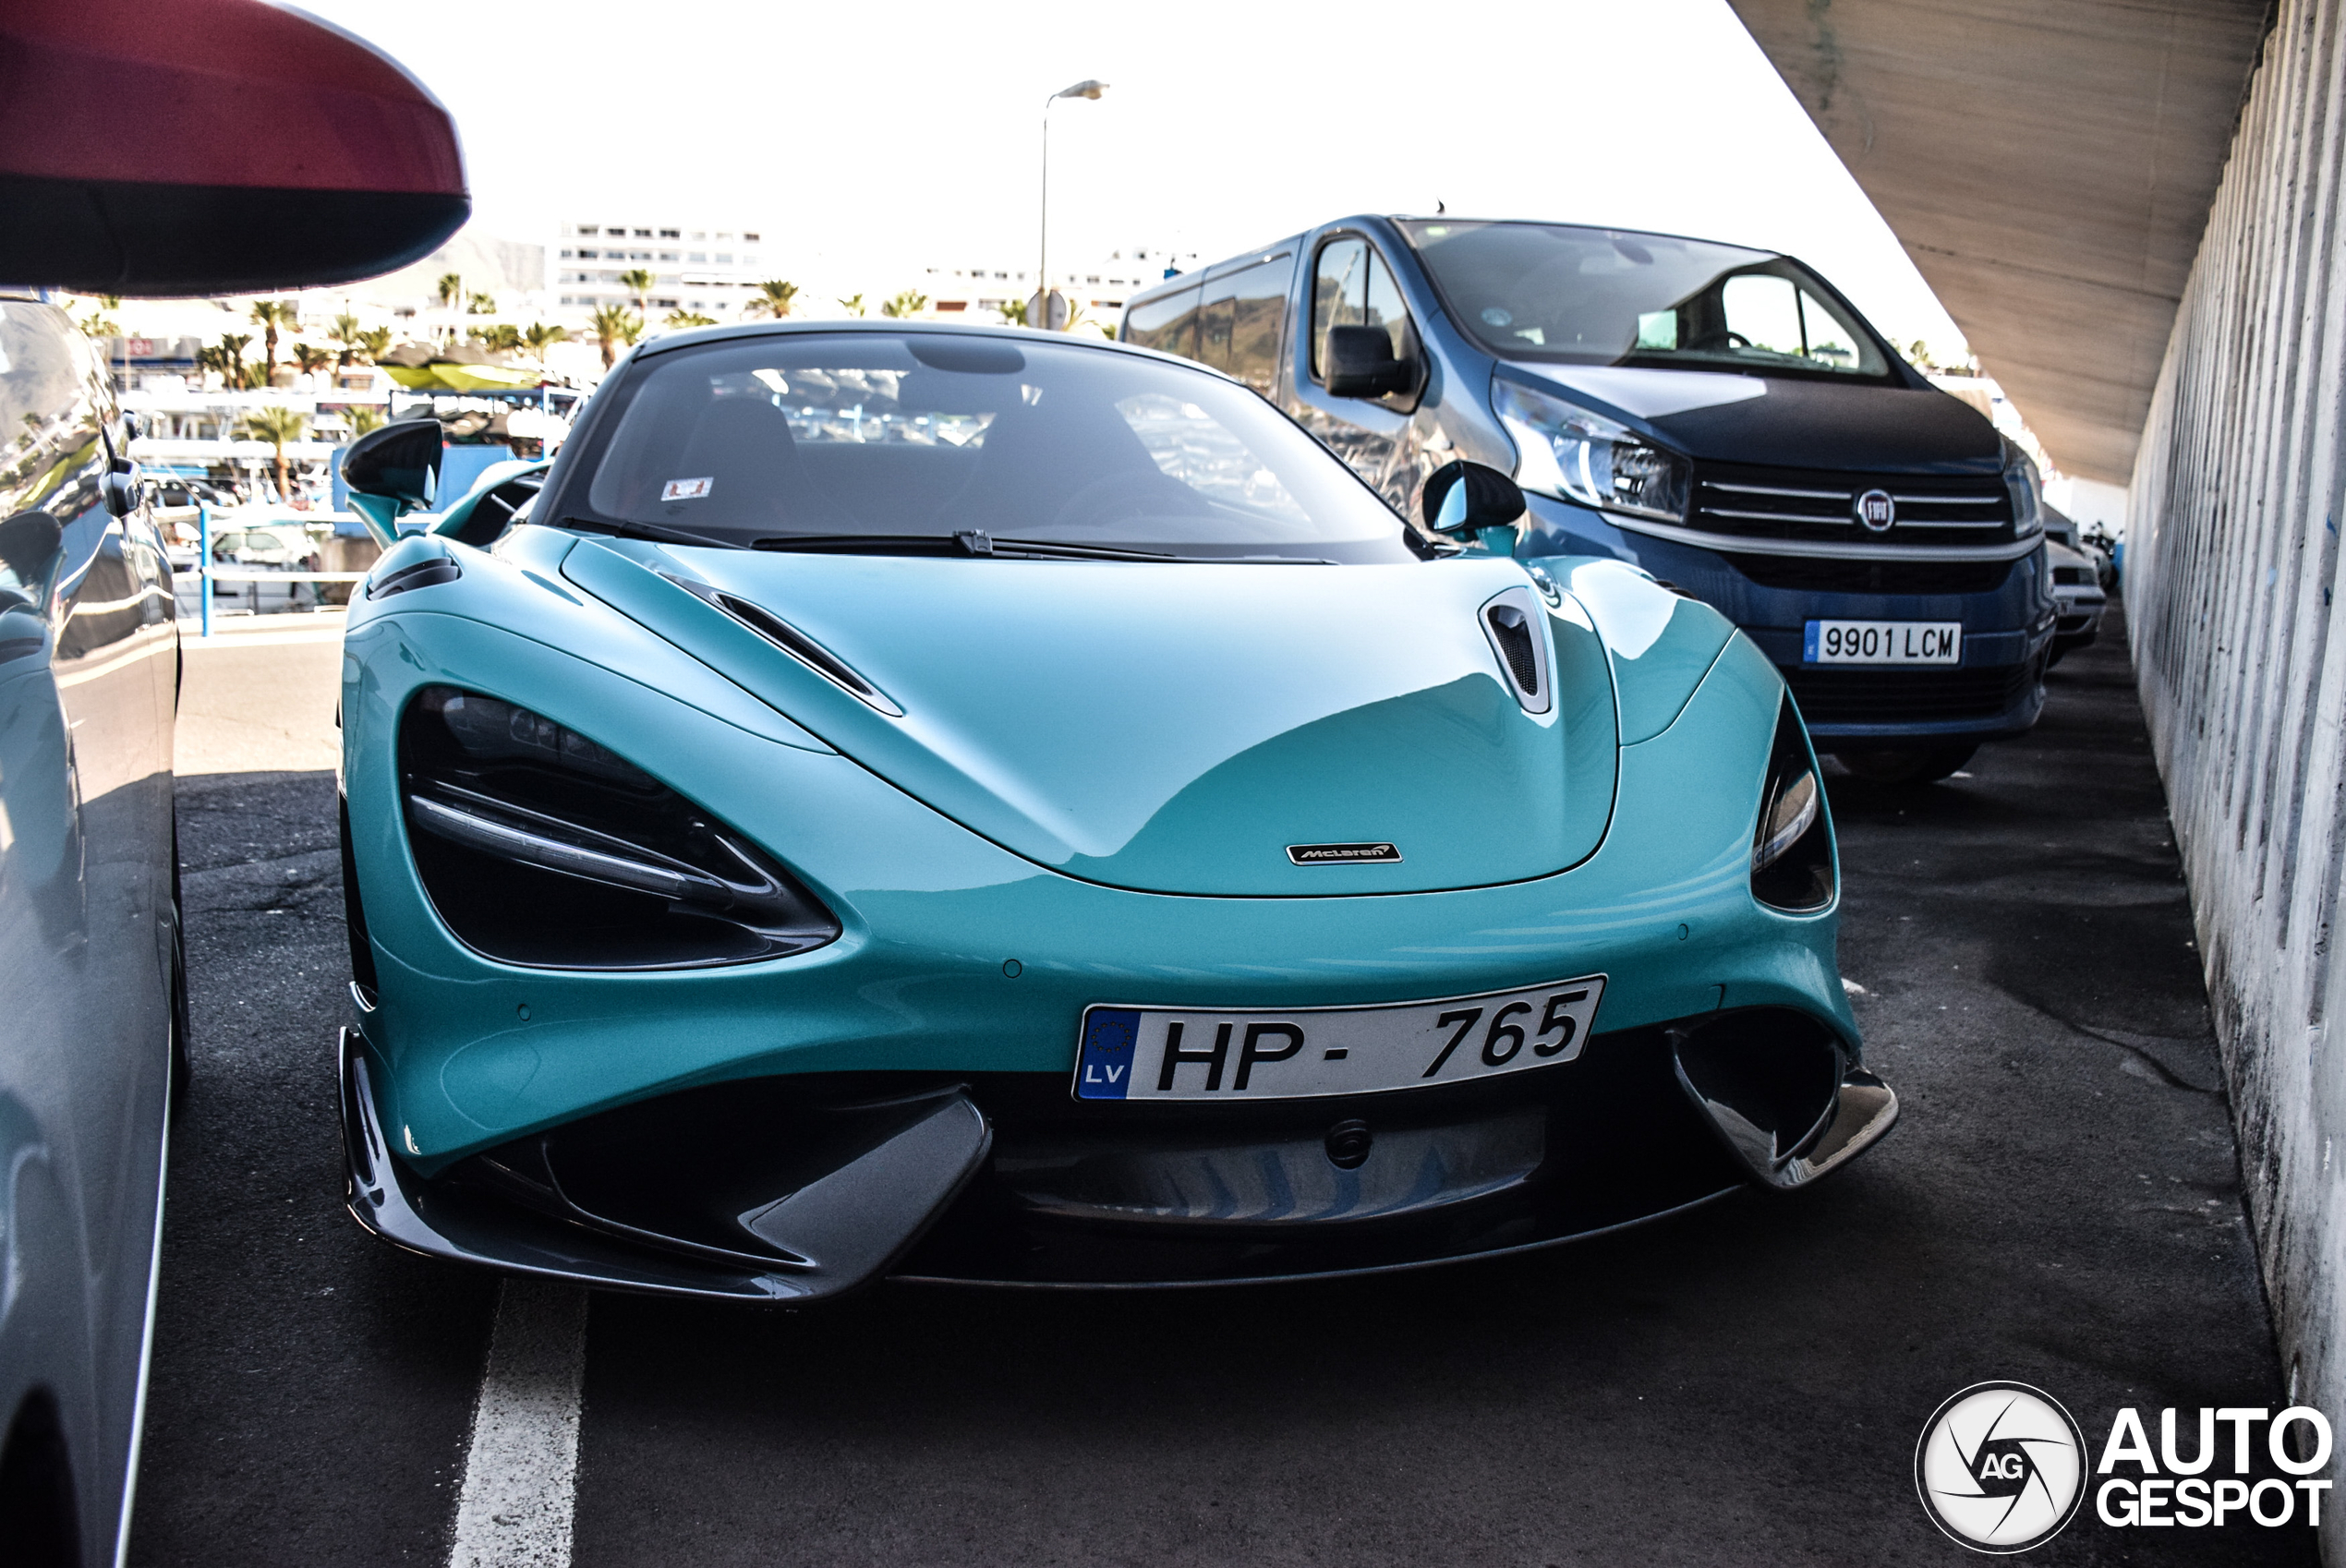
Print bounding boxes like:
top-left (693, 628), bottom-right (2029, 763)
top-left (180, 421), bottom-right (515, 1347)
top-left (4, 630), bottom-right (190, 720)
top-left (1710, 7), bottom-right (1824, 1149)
top-left (1074, 1008), bottom-right (1142, 1100)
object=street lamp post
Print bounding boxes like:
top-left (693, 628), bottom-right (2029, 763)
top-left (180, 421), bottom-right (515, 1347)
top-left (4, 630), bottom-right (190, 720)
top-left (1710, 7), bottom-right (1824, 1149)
top-left (1038, 79), bottom-right (1107, 330)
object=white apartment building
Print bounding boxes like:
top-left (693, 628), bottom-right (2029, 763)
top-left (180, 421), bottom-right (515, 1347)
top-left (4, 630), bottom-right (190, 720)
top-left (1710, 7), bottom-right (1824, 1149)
top-left (918, 247), bottom-right (1194, 321)
top-left (551, 220), bottom-right (772, 322)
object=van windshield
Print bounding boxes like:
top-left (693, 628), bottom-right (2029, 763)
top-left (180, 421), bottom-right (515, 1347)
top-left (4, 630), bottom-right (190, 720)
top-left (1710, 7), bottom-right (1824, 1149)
top-left (1399, 220), bottom-right (1894, 380)
top-left (571, 332), bottom-right (1416, 562)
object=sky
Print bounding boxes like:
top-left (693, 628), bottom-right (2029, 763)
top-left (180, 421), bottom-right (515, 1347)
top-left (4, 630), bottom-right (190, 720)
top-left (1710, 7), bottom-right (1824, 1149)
top-left (303, 0), bottom-right (1966, 356)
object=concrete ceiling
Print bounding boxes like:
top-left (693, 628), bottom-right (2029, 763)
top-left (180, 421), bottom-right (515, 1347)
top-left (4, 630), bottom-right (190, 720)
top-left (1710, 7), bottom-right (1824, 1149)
top-left (1726, 0), bottom-right (2271, 484)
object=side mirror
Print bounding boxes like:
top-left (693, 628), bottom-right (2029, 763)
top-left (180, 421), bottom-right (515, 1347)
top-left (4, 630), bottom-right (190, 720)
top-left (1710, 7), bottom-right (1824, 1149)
top-left (1421, 460), bottom-right (1526, 536)
top-left (0, 510), bottom-right (65, 588)
top-left (102, 467), bottom-right (143, 517)
top-left (342, 419), bottom-right (443, 546)
top-left (1324, 325), bottom-right (1415, 398)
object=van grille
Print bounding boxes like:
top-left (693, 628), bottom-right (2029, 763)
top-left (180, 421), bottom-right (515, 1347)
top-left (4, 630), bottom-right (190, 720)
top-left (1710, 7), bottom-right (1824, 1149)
top-left (1784, 663), bottom-right (2037, 724)
top-left (1692, 461), bottom-right (2012, 546)
top-left (1731, 556), bottom-right (2014, 595)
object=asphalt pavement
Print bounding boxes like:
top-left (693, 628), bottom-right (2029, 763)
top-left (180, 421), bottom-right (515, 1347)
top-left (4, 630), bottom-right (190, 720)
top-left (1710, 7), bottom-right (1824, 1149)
top-left (128, 607), bottom-right (2308, 1566)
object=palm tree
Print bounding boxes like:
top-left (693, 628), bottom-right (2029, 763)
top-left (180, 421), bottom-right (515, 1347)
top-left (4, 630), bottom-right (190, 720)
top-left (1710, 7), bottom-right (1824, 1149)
top-left (618, 269), bottom-right (656, 314)
top-left (346, 405), bottom-right (387, 438)
top-left (214, 332), bottom-right (252, 388)
top-left (436, 273), bottom-right (464, 310)
top-left (837, 293), bottom-right (867, 318)
top-left (249, 300), bottom-right (298, 383)
top-left (236, 405), bottom-right (308, 503)
top-left (72, 295), bottom-right (124, 338)
top-left (466, 291), bottom-right (498, 316)
top-left (293, 343), bottom-right (333, 375)
top-left (589, 304), bottom-right (644, 370)
top-left (328, 312), bottom-right (366, 368)
top-left (663, 308), bottom-right (717, 330)
top-left (357, 327), bottom-right (393, 363)
top-left (744, 280), bottom-right (799, 319)
top-left (523, 322), bottom-right (570, 368)
top-left (880, 290), bottom-right (929, 320)
top-left (469, 322), bottom-right (525, 355)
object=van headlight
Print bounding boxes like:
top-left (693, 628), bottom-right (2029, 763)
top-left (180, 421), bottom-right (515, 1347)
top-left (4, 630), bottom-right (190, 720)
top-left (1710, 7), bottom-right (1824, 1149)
top-left (1493, 380), bottom-right (1689, 523)
top-left (398, 687), bottom-right (839, 969)
top-left (2004, 450), bottom-right (2044, 538)
top-left (1751, 696), bottom-right (1834, 912)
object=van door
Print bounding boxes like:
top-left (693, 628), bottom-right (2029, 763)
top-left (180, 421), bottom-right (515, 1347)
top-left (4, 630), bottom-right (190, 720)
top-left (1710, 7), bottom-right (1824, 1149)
top-left (1286, 235), bottom-right (1427, 513)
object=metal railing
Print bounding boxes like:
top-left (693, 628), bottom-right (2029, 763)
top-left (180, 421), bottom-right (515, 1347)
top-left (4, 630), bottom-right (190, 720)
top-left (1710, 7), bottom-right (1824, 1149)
top-left (190, 501), bottom-right (368, 638)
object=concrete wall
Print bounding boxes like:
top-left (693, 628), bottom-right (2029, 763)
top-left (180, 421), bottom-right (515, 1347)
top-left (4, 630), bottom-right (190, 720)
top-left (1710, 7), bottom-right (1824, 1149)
top-left (2127, 0), bottom-right (2346, 1492)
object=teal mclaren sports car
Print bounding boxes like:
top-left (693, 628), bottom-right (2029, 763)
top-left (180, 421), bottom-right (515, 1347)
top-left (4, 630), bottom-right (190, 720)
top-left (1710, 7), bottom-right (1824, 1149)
top-left (333, 321), bottom-right (1895, 1299)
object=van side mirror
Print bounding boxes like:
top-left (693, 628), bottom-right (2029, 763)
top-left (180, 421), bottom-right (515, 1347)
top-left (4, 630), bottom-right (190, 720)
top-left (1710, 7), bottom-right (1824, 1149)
top-left (0, 510), bottom-right (65, 590)
top-left (1421, 460), bottom-right (1526, 536)
top-left (102, 468), bottom-right (143, 517)
top-left (1324, 325), bottom-right (1415, 398)
top-left (342, 419), bottom-right (443, 546)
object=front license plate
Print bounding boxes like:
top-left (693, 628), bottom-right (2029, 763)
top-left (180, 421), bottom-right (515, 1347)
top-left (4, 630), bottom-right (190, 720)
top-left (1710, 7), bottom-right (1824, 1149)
top-left (1072, 977), bottom-right (1607, 1102)
top-left (1804, 620), bottom-right (1963, 665)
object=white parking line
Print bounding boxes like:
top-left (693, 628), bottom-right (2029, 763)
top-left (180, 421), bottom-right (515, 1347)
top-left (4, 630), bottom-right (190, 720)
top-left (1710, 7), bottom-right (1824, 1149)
top-left (448, 1281), bottom-right (590, 1568)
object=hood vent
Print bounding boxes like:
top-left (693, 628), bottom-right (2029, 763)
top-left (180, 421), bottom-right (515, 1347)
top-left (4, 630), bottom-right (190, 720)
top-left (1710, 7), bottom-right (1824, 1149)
top-left (1481, 586), bottom-right (1553, 715)
top-left (662, 573), bottom-right (902, 716)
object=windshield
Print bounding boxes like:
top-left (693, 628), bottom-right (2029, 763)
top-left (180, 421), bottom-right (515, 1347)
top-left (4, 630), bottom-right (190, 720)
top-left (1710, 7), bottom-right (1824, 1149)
top-left (572, 332), bottom-right (1414, 561)
top-left (1399, 220), bottom-right (1893, 380)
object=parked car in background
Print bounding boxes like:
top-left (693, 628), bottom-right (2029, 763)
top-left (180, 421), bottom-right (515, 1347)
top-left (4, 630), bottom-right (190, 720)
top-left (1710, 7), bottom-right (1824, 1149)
top-left (1124, 216), bottom-right (2058, 785)
top-left (168, 522), bottom-right (329, 619)
top-left (0, 0), bottom-right (466, 1558)
top-left (2047, 538), bottom-right (2108, 664)
top-left (2042, 502), bottom-right (2116, 593)
top-left (145, 477), bottom-right (233, 544)
top-left (2082, 521), bottom-right (2121, 590)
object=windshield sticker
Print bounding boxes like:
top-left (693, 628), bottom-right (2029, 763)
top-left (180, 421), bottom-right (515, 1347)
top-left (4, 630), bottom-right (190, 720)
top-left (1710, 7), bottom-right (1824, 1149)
top-left (661, 476), bottom-right (713, 501)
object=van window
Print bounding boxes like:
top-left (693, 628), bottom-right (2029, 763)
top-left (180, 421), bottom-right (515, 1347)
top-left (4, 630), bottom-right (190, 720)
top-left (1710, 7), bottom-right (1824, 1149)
top-left (1194, 258), bottom-right (1291, 394)
top-left (1311, 240), bottom-right (1415, 385)
top-left (1703, 274), bottom-right (1873, 372)
top-left (1123, 285), bottom-right (1202, 359)
top-left (1399, 219), bottom-right (1893, 380)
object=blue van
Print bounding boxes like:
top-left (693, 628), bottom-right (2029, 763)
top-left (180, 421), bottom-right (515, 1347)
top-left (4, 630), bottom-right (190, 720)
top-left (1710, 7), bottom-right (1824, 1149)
top-left (1120, 216), bottom-right (2055, 782)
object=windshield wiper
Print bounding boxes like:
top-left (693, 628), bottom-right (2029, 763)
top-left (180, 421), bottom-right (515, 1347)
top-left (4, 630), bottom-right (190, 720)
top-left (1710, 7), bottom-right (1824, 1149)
top-left (563, 515), bottom-right (738, 551)
top-left (752, 531), bottom-right (1196, 563)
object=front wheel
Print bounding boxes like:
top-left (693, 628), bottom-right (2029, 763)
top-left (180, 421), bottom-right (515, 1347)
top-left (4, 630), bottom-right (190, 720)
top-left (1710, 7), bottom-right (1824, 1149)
top-left (1835, 745), bottom-right (1977, 785)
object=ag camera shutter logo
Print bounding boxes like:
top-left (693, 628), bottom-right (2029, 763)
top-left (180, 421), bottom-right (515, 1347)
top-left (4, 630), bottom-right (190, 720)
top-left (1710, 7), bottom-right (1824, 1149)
top-left (1915, 1381), bottom-right (2087, 1552)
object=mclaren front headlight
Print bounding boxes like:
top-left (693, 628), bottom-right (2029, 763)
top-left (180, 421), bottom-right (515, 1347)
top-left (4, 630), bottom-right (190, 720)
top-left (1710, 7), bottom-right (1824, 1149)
top-left (1493, 379), bottom-right (1690, 524)
top-left (398, 687), bottom-right (839, 969)
top-left (1751, 696), bottom-right (1834, 913)
top-left (2004, 447), bottom-right (2044, 538)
